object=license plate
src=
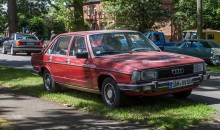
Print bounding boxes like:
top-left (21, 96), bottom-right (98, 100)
top-left (169, 78), bottom-right (193, 89)
top-left (26, 43), bottom-right (35, 45)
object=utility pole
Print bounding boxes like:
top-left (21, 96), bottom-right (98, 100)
top-left (197, 0), bottom-right (202, 39)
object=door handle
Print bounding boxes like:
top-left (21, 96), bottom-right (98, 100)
top-left (66, 59), bottom-right (71, 64)
top-left (49, 56), bottom-right (52, 61)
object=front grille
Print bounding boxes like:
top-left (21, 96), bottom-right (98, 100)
top-left (157, 64), bottom-right (194, 79)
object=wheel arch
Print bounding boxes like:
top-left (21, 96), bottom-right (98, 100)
top-left (97, 74), bottom-right (116, 92)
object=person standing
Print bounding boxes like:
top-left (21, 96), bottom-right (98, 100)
top-left (50, 30), bottom-right (57, 41)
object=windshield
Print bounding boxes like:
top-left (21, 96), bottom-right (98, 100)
top-left (89, 32), bottom-right (159, 56)
top-left (209, 41), bottom-right (220, 48)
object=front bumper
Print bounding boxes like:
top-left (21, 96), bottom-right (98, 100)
top-left (118, 74), bottom-right (210, 93)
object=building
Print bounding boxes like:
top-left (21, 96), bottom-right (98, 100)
top-left (83, 0), bottom-right (114, 30)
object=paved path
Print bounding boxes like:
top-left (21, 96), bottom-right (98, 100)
top-left (0, 87), bottom-right (151, 130)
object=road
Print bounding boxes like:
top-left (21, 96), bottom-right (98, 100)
top-left (0, 52), bottom-right (220, 129)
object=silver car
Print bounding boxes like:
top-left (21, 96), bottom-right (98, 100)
top-left (2, 33), bottom-right (43, 55)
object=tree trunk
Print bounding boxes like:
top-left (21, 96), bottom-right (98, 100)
top-left (8, 0), bottom-right (18, 35)
top-left (73, 0), bottom-right (85, 31)
top-left (197, 0), bottom-right (202, 39)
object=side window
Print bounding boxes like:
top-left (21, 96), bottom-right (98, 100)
top-left (191, 42), bottom-right (199, 47)
top-left (69, 36), bottom-right (87, 56)
top-left (50, 36), bottom-right (71, 56)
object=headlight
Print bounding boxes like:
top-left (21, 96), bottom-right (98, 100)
top-left (193, 63), bottom-right (204, 73)
top-left (131, 70), bottom-right (157, 82)
top-left (141, 70), bottom-right (157, 80)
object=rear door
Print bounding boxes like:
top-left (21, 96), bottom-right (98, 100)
top-left (44, 35), bottom-right (72, 83)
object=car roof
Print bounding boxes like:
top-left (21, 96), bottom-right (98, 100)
top-left (59, 30), bottom-right (139, 36)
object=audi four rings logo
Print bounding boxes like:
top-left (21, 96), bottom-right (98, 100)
top-left (172, 68), bottom-right (184, 75)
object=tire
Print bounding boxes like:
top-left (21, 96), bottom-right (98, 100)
top-left (10, 46), bottom-right (16, 55)
top-left (27, 52), bottom-right (31, 56)
top-left (2, 46), bottom-right (7, 54)
top-left (173, 89), bottom-right (192, 99)
top-left (43, 69), bottom-right (61, 93)
top-left (102, 77), bottom-right (125, 108)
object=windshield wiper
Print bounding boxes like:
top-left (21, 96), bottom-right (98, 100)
top-left (97, 51), bottom-right (121, 55)
top-left (130, 48), bottom-right (150, 53)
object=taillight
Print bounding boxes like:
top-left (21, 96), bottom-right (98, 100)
top-left (16, 41), bottom-right (24, 45)
top-left (36, 42), bottom-right (43, 46)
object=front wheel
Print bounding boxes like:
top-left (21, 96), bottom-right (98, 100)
top-left (43, 69), bottom-right (61, 92)
top-left (173, 89), bottom-right (192, 99)
top-left (102, 77), bottom-right (125, 108)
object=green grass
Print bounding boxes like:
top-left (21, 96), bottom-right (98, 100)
top-left (207, 64), bottom-right (220, 72)
top-left (0, 118), bottom-right (13, 130)
top-left (0, 66), bottom-right (218, 130)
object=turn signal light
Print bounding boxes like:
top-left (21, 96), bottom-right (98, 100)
top-left (36, 42), bottom-right (43, 46)
top-left (16, 41), bottom-right (24, 45)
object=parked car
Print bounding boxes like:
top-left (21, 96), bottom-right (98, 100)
top-left (31, 30), bottom-right (210, 108)
top-left (2, 33), bottom-right (43, 55)
top-left (164, 39), bottom-right (220, 65)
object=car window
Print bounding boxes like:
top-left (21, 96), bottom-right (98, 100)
top-left (89, 32), bottom-right (158, 56)
top-left (16, 34), bottom-right (38, 40)
top-left (51, 36), bottom-right (71, 56)
top-left (209, 41), bottom-right (220, 48)
top-left (199, 41), bottom-right (212, 48)
top-left (191, 42), bottom-right (199, 47)
top-left (69, 36), bottom-right (87, 56)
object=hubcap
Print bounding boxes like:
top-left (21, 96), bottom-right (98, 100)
top-left (44, 73), bottom-right (51, 90)
top-left (104, 83), bottom-right (116, 105)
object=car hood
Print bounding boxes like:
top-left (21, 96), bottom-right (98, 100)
top-left (211, 48), bottom-right (220, 55)
top-left (92, 51), bottom-right (204, 74)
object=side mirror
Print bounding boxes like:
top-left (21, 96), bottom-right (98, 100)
top-left (159, 46), bottom-right (164, 51)
top-left (75, 52), bottom-right (88, 59)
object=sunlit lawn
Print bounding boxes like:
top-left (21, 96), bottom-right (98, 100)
top-left (0, 66), bottom-right (218, 130)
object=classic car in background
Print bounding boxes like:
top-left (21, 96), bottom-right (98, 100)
top-left (31, 30), bottom-right (210, 108)
top-left (164, 39), bottom-right (220, 65)
top-left (2, 33), bottom-right (43, 55)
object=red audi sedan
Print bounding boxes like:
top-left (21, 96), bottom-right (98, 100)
top-left (31, 30), bottom-right (210, 108)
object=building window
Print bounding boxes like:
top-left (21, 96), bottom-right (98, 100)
top-left (207, 34), bottom-right (214, 39)
top-left (93, 5), bottom-right (96, 15)
top-left (87, 6), bottom-right (90, 16)
top-left (101, 22), bottom-right (105, 30)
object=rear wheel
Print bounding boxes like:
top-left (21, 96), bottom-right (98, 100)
top-left (10, 46), bottom-right (16, 55)
top-left (43, 69), bottom-right (61, 92)
top-left (102, 77), bottom-right (125, 108)
top-left (2, 46), bottom-right (7, 54)
top-left (27, 52), bottom-right (31, 56)
top-left (173, 89), bottom-right (192, 99)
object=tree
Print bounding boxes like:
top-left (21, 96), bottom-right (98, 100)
top-left (8, 0), bottom-right (18, 35)
top-left (102, 0), bottom-right (169, 33)
top-left (0, 4), bottom-right (7, 35)
top-left (53, 0), bottom-right (85, 32)
top-left (173, 0), bottom-right (220, 30)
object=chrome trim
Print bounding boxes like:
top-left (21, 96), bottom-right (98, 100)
top-left (56, 82), bottom-right (101, 94)
top-left (118, 74), bottom-right (210, 92)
